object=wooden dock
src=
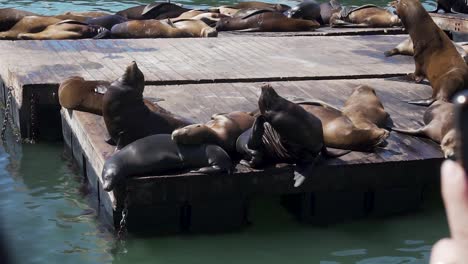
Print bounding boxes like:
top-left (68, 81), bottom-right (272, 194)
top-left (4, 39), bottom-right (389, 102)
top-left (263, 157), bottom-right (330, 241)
top-left (0, 31), bottom-right (446, 233)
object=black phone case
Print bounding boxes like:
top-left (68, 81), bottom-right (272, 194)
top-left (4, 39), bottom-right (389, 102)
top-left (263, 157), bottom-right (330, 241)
top-left (454, 90), bottom-right (468, 173)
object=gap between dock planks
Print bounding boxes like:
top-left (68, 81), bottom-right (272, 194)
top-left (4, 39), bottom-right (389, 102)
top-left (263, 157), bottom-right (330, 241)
top-left (0, 35), bottom-right (414, 92)
top-left (62, 77), bottom-right (442, 206)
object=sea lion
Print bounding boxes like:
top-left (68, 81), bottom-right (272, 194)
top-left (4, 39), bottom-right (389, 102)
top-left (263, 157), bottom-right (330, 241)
top-left (330, 4), bottom-right (401, 28)
top-left (392, 0), bottom-right (468, 106)
top-left (102, 134), bottom-right (233, 192)
top-left (297, 100), bottom-right (389, 151)
top-left (230, 1), bottom-right (291, 13)
top-left (433, 0), bottom-right (468, 13)
top-left (59, 77), bottom-right (110, 115)
top-left (286, 1), bottom-right (323, 24)
top-left (116, 2), bottom-right (190, 20)
top-left (0, 8), bottom-right (38, 32)
top-left (384, 37), bottom-right (468, 63)
top-left (18, 20), bottom-right (110, 40)
top-left (237, 85), bottom-right (329, 188)
top-left (320, 0), bottom-right (342, 24)
top-left (342, 85), bottom-right (390, 129)
top-left (111, 19), bottom-right (217, 38)
top-left (172, 111), bottom-right (255, 154)
top-left (216, 11), bottom-right (320, 32)
top-left (0, 16), bottom-right (62, 40)
top-left (85, 15), bottom-right (128, 30)
top-left (102, 61), bottom-right (192, 149)
top-left (392, 100), bottom-right (455, 158)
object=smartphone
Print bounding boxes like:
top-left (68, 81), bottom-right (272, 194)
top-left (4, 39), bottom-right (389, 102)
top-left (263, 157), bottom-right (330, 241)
top-left (454, 90), bottom-right (468, 173)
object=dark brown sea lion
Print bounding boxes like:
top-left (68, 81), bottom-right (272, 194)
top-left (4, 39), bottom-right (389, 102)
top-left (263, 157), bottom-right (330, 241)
top-left (116, 2), bottom-right (190, 20)
top-left (0, 16), bottom-right (62, 40)
top-left (433, 0), bottom-right (468, 13)
top-left (18, 20), bottom-right (110, 40)
top-left (0, 8), bottom-right (38, 32)
top-left (393, 0), bottom-right (468, 106)
top-left (342, 85), bottom-right (390, 129)
top-left (297, 100), bottom-right (388, 151)
top-left (102, 61), bottom-right (192, 149)
top-left (59, 77), bottom-right (110, 115)
top-left (392, 100), bottom-right (455, 158)
top-left (111, 19), bottom-right (217, 38)
top-left (216, 11), bottom-right (320, 32)
top-left (102, 134), bottom-right (233, 192)
top-left (85, 15), bottom-right (128, 30)
top-left (330, 4), bottom-right (401, 27)
top-left (286, 1), bottom-right (323, 24)
top-left (172, 111), bottom-right (255, 154)
top-left (237, 85), bottom-right (330, 187)
top-left (384, 37), bottom-right (468, 63)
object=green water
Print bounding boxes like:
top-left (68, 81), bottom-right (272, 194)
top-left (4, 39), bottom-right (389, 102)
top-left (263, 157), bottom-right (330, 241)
top-left (0, 0), bottom-right (449, 263)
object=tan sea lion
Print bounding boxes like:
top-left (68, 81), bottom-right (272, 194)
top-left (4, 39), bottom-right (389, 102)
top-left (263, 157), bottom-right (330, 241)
top-left (102, 61), bottom-right (192, 149)
top-left (172, 111), bottom-right (255, 154)
top-left (384, 37), bottom-right (468, 63)
top-left (298, 100), bottom-right (388, 151)
top-left (216, 11), bottom-right (320, 32)
top-left (0, 16), bottom-right (62, 40)
top-left (59, 77), bottom-right (110, 115)
top-left (330, 4), bottom-right (401, 28)
top-left (342, 85), bottom-right (390, 129)
top-left (0, 8), bottom-right (38, 32)
top-left (392, 100), bottom-right (455, 158)
top-left (111, 19), bottom-right (217, 38)
top-left (392, 0), bottom-right (468, 106)
top-left (18, 20), bottom-right (110, 40)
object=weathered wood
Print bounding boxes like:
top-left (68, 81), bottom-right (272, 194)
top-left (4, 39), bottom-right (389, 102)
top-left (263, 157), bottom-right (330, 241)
top-left (431, 12), bottom-right (468, 33)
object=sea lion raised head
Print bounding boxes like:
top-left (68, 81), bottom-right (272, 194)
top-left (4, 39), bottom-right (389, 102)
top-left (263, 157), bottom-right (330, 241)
top-left (118, 61), bottom-right (145, 94)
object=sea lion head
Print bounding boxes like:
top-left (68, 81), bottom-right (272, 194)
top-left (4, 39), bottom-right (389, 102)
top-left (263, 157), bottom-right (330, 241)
top-left (258, 84), bottom-right (280, 113)
top-left (102, 161), bottom-right (121, 192)
top-left (441, 129), bottom-right (456, 159)
top-left (119, 61), bottom-right (145, 94)
top-left (354, 84), bottom-right (376, 95)
top-left (286, 1), bottom-right (321, 21)
top-left (392, 0), bottom-right (425, 28)
top-left (171, 124), bottom-right (211, 145)
top-left (215, 17), bottom-right (232, 31)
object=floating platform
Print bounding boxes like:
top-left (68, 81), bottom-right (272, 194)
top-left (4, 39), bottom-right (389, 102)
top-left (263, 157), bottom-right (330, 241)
top-left (0, 32), bottom-right (445, 233)
top-left (431, 12), bottom-right (468, 33)
top-left (62, 77), bottom-right (442, 233)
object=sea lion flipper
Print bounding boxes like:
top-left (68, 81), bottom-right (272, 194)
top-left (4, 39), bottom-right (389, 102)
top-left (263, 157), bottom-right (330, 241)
top-left (384, 48), bottom-right (399, 57)
top-left (391, 126), bottom-right (425, 136)
top-left (144, 97), bottom-right (165, 103)
top-left (142, 2), bottom-right (164, 16)
top-left (407, 98), bottom-right (436, 106)
top-left (93, 28), bottom-right (111, 39)
top-left (323, 147), bottom-right (351, 157)
top-left (235, 27), bottom-right (262, 32)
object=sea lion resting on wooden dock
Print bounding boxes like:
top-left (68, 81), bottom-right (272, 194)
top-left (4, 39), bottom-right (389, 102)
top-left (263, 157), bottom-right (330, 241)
top-left (215, 10), bottom-right (320, 32)
top-left (392, 0), bottom-right (468, 106)
top-left (392, 100), bottom-right (456, 159)
top-left (236, 85), bottom-right (343, 188)
top-left (116, 2), bottom-right (190, 20)
top-left (102, 134), bottom-right (233, 192)
top-left (0, 16), bottom-right (62, 40)
top-left (102, 61), bottom-right (192, 150)
top-left (384, 37), bottom-right (468, 63)
top-left (330, 4), bottom-right (401, 28)
top-left (18, 20), bottom-right (110, 40)
top-left (111, 19), bottom-right (217, 38)
top-left (172, 111), bottom-right (255, 154)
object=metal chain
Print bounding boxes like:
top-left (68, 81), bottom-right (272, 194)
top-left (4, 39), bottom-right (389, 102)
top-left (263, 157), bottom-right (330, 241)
top-left (0, 86), bottom-right (12, 141)
top-left (27, 92), bottom-right (37, 144)
top-left (117, 188), bottom-right (131, 241)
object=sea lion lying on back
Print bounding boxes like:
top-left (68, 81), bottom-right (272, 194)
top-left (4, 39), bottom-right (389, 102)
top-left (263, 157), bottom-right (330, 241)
top-left (0, 8), bottom-right (38, 32)
top-left (172, 111), bottom-right (255, 154)
top-left (102, 134), bottom-right (233, 192)
top-left (384, 37), bottom-right (468, 63)
top-left (216, 10), bottom-right (320, 32)
top-left (111, 19), bottom-right (217, 38)
top-left (392, 100), bottom-right (456, 158)
top-left (102, 62), bottom-right (192, 149)
top-left (330, 4), bottom-right (401, 28)
top-left (116, 2), bottom-right (190, 20)
top-left (18, 20), bottom-right (110, 40)
top-left (392, 0), bottom-right (468, 106)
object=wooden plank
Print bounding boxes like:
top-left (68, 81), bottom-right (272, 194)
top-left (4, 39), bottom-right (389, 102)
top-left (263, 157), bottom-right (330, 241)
top-left (0, 36), bottom-right (414, 86)
top-left (431, 12), bottom-right (468, 33)
top-left (218, 27), bottom-right (406, 37)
